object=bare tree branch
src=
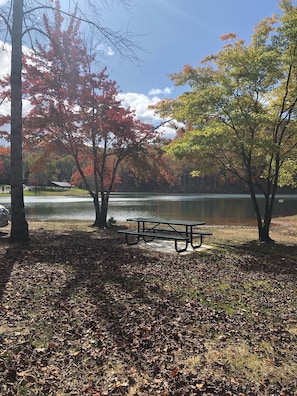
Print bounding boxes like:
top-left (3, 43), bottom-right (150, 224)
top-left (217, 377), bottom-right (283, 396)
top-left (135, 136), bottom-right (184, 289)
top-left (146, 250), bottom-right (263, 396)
top-left (21, 1), bottom-right (142, 62)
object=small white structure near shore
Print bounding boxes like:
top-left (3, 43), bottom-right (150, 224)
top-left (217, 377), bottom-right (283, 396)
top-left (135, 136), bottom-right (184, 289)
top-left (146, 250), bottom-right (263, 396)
top-left (51, 181), bottom-right (72, 189)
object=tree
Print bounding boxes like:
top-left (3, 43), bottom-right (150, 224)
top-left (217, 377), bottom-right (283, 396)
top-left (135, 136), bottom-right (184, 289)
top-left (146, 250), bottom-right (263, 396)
top-left (0, 0), bottom-right (139, 242)
top-left (124, 138), bottom-right (179, 191)
top-left (0, 146), bottom-right (10, 184)
top-left (152, 0), bottom-right (297, 242)
top-left (9, 0), bottom-right (29, 242)
top-left (22, 7), bottom-right (157, 227)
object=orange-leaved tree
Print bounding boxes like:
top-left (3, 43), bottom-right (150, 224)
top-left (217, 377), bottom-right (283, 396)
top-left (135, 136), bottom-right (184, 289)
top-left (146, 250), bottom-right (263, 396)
top-left (124, 138), bottom-right (179, 191)
top-left (22, 7), bottom-right (157, 227)
top-left (0, 146), bottom-right (10, 184)
top-left (0, 0), bottom-right (140, 242)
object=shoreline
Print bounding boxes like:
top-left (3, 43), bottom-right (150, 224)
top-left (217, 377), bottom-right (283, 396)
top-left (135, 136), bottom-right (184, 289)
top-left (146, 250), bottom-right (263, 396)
top-left (0, 214), bottom-right (295, 246)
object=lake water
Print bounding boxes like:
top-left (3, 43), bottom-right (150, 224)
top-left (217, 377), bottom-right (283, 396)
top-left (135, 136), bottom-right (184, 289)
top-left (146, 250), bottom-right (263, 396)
top-left (1, 193), bottom-right (296, 226)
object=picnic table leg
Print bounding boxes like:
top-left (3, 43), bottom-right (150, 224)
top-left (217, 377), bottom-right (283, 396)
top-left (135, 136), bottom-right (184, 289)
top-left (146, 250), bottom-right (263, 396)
top-left (189, 225), bottom-right (203, 249)
top-left (191, 234), bottom-right (203, 249)
top-left (170, 225), bottom-right (188, 253)
top-left (174, 239), bottom-right (188, 253)
top-left (138, 221), bottom-right (145, 242)
top-left (139, 221), bottom-right (154, 242)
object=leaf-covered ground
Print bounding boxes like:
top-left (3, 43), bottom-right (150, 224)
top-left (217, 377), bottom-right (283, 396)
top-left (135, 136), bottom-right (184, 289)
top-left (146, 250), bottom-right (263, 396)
top-left (0, 222), bottom-right (296, 395)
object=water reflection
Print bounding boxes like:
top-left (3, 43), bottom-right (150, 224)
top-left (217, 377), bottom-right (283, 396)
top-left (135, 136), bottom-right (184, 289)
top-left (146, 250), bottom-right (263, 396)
top-left (0, 193), bottom-right (296, 226)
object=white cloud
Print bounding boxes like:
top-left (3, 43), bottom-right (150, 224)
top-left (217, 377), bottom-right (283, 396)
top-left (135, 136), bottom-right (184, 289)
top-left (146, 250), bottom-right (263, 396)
top-left (118, 92), bottom-right (160, 123)
top-left (0, 41), bottom-right (32, 78)
top-left (97, 43), bottom-right (115, 56)
top-left (0, 41), bottom-right (34, 120)
top-left (0, 42), bottom-right (12, 78)
top-left (148, 87), bottom-right (172, 96)
top-left (118, 91), bottom-right (176, 138)
top-left (0, 98), bottom-right (33, 117)
top-left (0, 42), bottom-right (11, 121)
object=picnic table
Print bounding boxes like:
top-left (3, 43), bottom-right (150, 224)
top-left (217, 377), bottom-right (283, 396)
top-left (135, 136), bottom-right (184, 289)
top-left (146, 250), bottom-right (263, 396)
top-left (118, 217), bottom-right (212, 253)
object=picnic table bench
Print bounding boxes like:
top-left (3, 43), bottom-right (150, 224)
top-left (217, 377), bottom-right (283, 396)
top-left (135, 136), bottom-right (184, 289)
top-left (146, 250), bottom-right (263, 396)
top-left (118, 217), bottom-right (212, 253)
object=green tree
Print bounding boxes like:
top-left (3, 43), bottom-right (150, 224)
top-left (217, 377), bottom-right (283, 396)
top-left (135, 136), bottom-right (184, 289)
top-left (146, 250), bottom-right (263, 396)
top-left (124, 138), bottom-right (179, 192)
top-left (152, 1), bottom-right (297, 242)
top-left (23, 151), bottom-right (59, 187)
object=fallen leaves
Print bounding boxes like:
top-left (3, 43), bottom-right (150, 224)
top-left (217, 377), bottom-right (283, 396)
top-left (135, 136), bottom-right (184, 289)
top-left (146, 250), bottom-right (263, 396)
top-left (0, 229), bottom-right (296, 395)
top-left (170, 366), bottom-right (179, 377)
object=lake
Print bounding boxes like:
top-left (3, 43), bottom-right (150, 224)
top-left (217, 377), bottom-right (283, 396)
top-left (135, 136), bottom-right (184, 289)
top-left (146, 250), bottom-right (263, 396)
top-left (1, 193), bottom-right (296, 226)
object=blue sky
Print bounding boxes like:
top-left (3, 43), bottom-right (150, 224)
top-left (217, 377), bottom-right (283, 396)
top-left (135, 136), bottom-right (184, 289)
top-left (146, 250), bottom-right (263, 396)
top-left (0, 0), bottom-right (288, 135)
top-left (86, 0), bottom-right (284, 131)
top-left (96, 0), bottom-right (281, 96)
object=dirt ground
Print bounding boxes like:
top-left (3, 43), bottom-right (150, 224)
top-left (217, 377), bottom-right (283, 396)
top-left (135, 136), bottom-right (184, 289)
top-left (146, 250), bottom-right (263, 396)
top-left (0, 217), bottom-right (296, 395)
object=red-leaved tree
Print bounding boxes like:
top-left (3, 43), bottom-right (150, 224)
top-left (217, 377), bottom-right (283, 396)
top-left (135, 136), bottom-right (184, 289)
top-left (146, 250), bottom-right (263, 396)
top-left (23, 6), bottom-right (157, 227)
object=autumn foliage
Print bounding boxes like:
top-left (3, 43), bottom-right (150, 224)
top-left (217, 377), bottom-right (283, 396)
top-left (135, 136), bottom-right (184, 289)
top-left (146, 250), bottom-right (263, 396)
top-left (21, 3), bottom-right (160, 227)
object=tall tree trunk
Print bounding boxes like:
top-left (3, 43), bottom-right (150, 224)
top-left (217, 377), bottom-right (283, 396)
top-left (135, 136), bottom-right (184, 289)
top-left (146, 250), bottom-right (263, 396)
top-left (259, 184), bottom-right (276, 243)
top-left (91, 189), bottom-right (108, 228)
top-left (92, 191), bottom-right (108, 228)
top-left (98, 191), bottom-right (109, 228)
top-left (10, 0), bottom-right (29, 243)
top-left (92, 193), bottom-right (102, 227)
top-left (249, 186), bottom-right (274, 243)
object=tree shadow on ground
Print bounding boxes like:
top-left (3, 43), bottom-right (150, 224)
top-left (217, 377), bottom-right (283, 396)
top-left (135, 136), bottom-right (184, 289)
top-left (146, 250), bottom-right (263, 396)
top-left (217, 240), bottom-right (297, 277)
top-left (2, 229), bottom-right (296, 395)
top-left (0, 234), bottom-right (20, 302)
top-left (27, 230), bottom-right (193, 391)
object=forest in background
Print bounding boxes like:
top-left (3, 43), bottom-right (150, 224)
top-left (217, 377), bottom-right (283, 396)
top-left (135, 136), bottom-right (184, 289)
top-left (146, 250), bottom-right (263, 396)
top-left (1, 147), bottom-right (296, 194)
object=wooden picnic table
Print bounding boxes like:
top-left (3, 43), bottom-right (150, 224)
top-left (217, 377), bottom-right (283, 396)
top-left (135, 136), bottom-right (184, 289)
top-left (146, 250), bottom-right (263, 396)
top-left (118, 217), bottom-right (212, 253)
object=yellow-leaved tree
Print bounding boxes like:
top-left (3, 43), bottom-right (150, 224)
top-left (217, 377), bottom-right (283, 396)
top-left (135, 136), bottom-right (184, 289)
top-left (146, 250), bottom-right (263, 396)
top-left (152, 0), bottom-right (297, 242)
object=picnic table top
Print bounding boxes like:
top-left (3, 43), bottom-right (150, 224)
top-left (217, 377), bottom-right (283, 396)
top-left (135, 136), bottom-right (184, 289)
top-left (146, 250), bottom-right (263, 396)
top-left (126, 217), bottom-right (206, 226)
